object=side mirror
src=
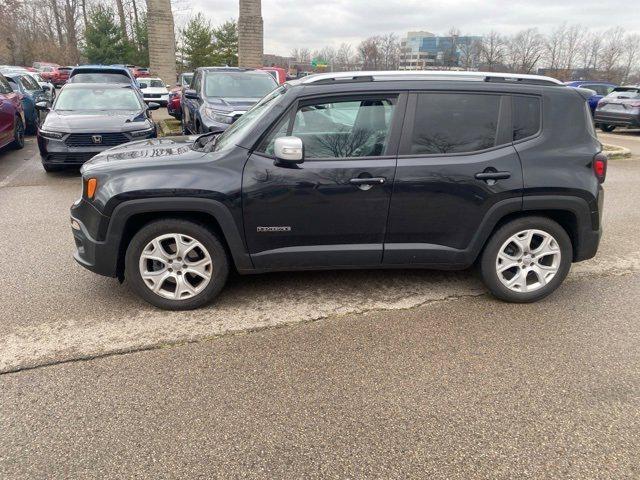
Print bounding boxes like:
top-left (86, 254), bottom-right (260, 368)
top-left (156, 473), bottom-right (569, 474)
top-left (147, 102), bottom-right (160, 110)
top-left (184, 89), bottom-right (198, 99)
top-left (35, 101), bottom-right (49, 111)
top-left (274, 136), bottom-right (304, 164)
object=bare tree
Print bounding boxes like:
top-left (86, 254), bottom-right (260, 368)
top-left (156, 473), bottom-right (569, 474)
top-left (600, 27), bottom-right (626, 83)
top-left (621, 33), bottom-right (640, 83)
top-left (379, 33), bottom-right (400, 70)
top-left (506, 28), bottom-right (544, 73)
top-left (335, 43), bottom-right (354, 70)
top-left (357, 36), bottom-right (381, 70)
top-left (478, 31), bottom-right (506, 71)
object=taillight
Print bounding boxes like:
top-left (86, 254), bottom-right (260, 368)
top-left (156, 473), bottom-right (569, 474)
top-left (597, 99), bottom-right (607, 107)
top-left (593, 152), bottom-right (607, 183)
top-left (629, 101), bottom-right (640, 108)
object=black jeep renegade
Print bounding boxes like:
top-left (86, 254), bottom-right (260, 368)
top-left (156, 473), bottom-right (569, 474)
top-left (70, 71), bottom-right (606, 310)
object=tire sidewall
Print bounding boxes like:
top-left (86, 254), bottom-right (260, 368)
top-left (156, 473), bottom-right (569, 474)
top-left (125, 219), bottom-right (229, 310)
top-left (480, 217), bottom-right (573, 303)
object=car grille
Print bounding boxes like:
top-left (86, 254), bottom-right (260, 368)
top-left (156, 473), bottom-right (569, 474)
top-left (65, 133), bottom-right (129, 147)
top-left (143, 93), bottom-right (161, 98)
top-left (47, 152), bottom-right (98, 164)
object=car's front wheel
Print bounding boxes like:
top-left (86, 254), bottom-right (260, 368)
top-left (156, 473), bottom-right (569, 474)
top-left (600, 124), bottom-right (616, 132)
top-left (125, 219), bottom-right (229, 310)
top-left (480, 217), bottom-right (572, 303)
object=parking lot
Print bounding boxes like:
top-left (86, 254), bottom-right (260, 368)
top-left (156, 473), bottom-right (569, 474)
top-left (1, 124), bottom-right (640, 477)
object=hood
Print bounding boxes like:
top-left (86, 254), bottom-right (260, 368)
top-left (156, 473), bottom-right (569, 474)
top-left (81, 135), bottom-right (207, 173)
top-left (204, 97), bottom-right (260, 112)
top-left (141, 87), bottom-right (169, 94)
top-left (43, 110), bottom-right (151, 133)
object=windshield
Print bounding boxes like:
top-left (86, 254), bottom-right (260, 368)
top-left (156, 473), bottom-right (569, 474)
top-left (141, 79), bottom-right (165, 88)
top-left (19, 75), bottom-right (40, 90)
top-left (209, 85), bottom-right (286, 152)
top-left (608, 88), bottom-right (640, 99)
top-left (204, 72), bottom-right (276, 99)
top-left (55, 87), bottom-right (142, 111)
top-left (70, 73), bottom-right (131, 84)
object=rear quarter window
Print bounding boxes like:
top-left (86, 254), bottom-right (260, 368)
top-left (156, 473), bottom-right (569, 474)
top-left (512, 96), bottom-right (541, 141)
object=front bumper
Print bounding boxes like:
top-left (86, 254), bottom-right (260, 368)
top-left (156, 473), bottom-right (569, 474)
top-left (70, 200), bottom-right (118, 277)
top-left (594, 110), bottom-right (640, 127)
top-left (143, 94), bottom-right (169, 105)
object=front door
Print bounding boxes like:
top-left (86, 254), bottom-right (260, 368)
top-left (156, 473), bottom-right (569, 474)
top-left (384, 92), bottom-right (526, 266)
top-left (243, 93), bottom-right (406, 269)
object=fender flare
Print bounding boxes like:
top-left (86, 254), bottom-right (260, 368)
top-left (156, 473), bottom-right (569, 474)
top-left (106, 197), bottom-right (253, 271)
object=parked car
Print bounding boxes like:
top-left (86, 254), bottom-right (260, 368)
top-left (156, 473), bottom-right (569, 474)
top-left (131, 67), bottom-right (151, 78)
top-left (29, 72), bottom-right (56, 100)
top-left (33, 61), bottom-right (59, 71)
top-left (181, 67), bottom-right (278, 134)
top-left (37, 83), bottom-right (158, 172)
top-left (260, 66), bottom-right (287, 84)
top-left (167, 73), bottom-right (194, 119)
top-left (40, 65), bottom-right (72, 86)
top-left (0, 73), bottom-right (25, 150)
top-left (565, 81), bottom-right (617, 115)
top-left (4, 72), bottom-right (48, 133)
top-left (70, 70), bottom-right (605, 310)
top-left (139, 77), bottom-right (169, 105)
top-left (68, 65), bottom-right (137, 86)
top-left (594, 85), bottom-right (640, 132)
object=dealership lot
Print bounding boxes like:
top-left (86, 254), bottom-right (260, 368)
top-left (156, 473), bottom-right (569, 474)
top-left (1, 128), bottom-right (640, 476)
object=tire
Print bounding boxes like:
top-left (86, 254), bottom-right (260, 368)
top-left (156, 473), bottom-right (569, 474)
top-left (480, 216), bottom-right (572, 303)
top-left (125, 219), bottom-right (229, 310)
top-left (600, 124), bottom-right (616, 132)
top-left (10, 117), bottom-right (25, 150)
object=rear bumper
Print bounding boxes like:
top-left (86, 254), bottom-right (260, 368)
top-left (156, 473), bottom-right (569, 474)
top-left (594, 111), bottom-right (640, 127)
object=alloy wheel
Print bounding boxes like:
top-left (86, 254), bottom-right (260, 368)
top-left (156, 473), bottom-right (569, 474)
top-left (138, 233), bottom-right (213, 300)
top-left (495, 229), bottom-right (561, 293)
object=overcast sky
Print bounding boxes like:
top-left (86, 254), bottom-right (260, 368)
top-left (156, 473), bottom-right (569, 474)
top-left (180, 0), bottom-right (640, 55)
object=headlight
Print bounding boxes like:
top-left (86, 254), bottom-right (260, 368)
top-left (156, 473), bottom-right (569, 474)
top-left (39, 129), bottom-right (64, 139)
top-left (204, 107), bottom-right (233, 124)
top-left (130, 126), bottom-right (155, 138)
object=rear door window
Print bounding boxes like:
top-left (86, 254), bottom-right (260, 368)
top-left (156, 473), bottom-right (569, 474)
top-left (406, 93), bottom-right (503, 154)
top-left (512, 95), bottom-right (541, 141)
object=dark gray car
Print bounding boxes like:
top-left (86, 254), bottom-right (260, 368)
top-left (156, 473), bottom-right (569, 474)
top-left (37, 83), bottom-right (159, 172)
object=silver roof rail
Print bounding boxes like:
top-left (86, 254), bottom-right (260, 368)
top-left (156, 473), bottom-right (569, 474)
top-left (297, 70), bottom-right (564, 86)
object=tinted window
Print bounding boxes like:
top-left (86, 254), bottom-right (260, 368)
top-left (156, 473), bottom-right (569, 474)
top-left (409, 93), bottom-right (501, 154)
top-left (262, 97), bottom-right (396, 159)
top-left (583, 84), bottom-right (613, 96)
top-left (513, 96), bottom-right (541, 141)
top-left (19, 75), bottom-right (40, 90)
top-left (69, 73), bottom-right (131, 84)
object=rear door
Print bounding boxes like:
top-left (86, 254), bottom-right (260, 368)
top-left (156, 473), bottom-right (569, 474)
top-left (0, 77), bottom-right (13, 146)
top-left (242, 93), bottom-right (406, 269)
top-left (384, 91), bottom-right (525, 266)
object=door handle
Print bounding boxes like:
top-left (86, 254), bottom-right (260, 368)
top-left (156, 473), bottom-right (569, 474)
top-left (349, 177), bottom-right (386, 185)
top-left (475, 171), bottom-right (511, 181)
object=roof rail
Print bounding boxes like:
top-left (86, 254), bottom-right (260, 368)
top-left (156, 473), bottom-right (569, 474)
top-left (298, 70), bottom-right (564, 86)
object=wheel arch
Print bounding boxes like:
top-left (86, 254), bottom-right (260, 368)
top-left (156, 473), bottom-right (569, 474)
top-left (107, 198), bottom-right (252, 280)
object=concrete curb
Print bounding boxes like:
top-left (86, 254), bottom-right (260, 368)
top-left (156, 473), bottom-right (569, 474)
top-left (157, 119), bottom-right (182, 137)
top-left (602, 144), bottom-right (632, 159)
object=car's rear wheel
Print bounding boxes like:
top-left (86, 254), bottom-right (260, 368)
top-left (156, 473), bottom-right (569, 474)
top-left (600, 124), bottom-right (616, 132)
top-left (11, 117), bottom-right (25, 150)
top-left (125, 219), bottom-right (229, 310)
top-left (480, 217), bottom-right (572, 303)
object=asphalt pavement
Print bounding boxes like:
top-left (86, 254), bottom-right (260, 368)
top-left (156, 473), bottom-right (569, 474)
top-left (1, 128), bottom-right (639, 478)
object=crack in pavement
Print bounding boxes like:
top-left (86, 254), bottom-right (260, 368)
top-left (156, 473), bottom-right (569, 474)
top-left (2, 257), bottom-right (638, 376)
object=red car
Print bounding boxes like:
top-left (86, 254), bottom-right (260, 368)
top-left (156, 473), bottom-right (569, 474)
top-left (132, 67), bottom-right (151, 78)
top-left (260, 66), bottom-right (287, 84)
top-left (40, 66), bottom-right (72, 86)
top-left (0, 73), bottom-right (25, 150)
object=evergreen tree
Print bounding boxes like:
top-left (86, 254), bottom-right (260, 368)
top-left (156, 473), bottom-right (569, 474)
top-left (83, 5), bottom-right (133, 64)
top-left (182, 13), bottom-right (218, 69)
top-left (213, 21), bottom-right (238, 66)
top-left (130, 15), bottom-right (149, 66)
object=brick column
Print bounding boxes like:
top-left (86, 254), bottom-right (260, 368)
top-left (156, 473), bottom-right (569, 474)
top-left (238, 0), bottom-right (264, 68)
top-left (146, 0), bottom-right (177, 85)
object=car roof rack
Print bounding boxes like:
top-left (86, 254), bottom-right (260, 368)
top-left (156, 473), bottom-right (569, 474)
top-left (298, 70), bottom-right (564, 86)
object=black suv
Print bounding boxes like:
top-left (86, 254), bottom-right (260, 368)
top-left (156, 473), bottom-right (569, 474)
top-left (70, 71), bottom-right (606, 310)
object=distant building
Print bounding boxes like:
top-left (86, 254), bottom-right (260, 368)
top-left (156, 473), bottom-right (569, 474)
top-left (399, 31), bottom-right (482, 70)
